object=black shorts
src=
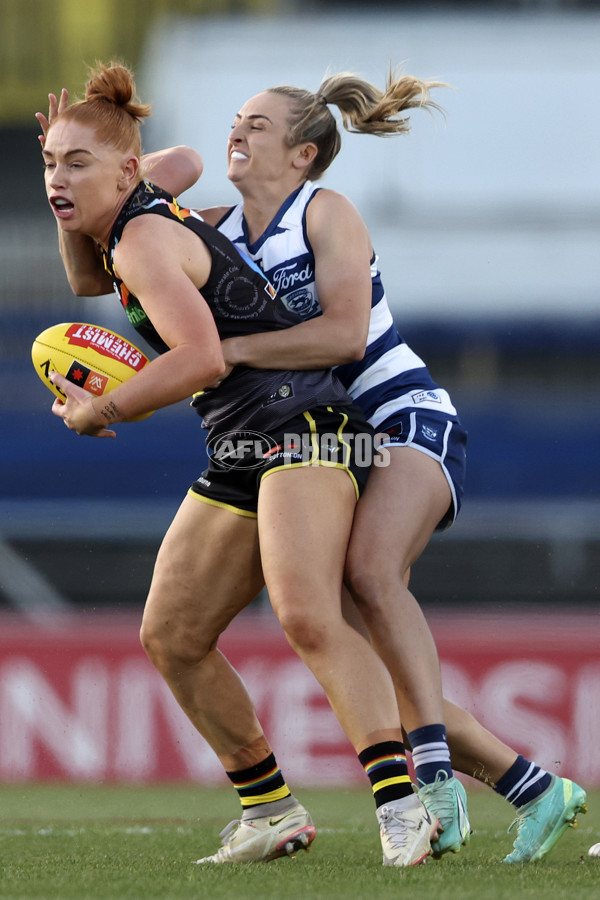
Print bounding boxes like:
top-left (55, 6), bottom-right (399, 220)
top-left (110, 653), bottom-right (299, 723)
top-left (189, 405), bottom-right (375, 517)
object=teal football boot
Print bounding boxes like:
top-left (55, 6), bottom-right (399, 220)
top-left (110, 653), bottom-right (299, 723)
top-left (503, 776), bottom-right (587, 863)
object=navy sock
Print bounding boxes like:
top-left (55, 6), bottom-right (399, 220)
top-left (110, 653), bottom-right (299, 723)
top-left (494, 755), bottom-right (552, 808)
top-left (408, 724), bottom-right (453, 787)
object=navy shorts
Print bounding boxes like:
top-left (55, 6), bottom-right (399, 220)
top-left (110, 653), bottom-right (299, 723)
top-left (376, 409), bottom-right (468, 530)
top-left (189, 405), bottom-right (375, 518)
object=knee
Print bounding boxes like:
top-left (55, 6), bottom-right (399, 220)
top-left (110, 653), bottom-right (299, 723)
top-left (345, 557), bottom-right (384, 609)
top-left (345, 554), bottom-right (405, 622)
top-left (272, 602), bottom-right (329, 656)
top-left (139, 614), bottom-right (165, 667)
top-left (139, 614), bottom-right (175, 671)
top-left (139, 609), bottom-right (214, 674)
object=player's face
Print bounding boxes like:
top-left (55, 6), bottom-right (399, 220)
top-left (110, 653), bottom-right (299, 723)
top-left (227, 92), bottom-right (304, 190)
top-left (43, 119), bottom-right (136, 246)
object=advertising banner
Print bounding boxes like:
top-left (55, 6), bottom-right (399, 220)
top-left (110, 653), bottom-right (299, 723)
top-left (0, 611), bottom-right (597, 786)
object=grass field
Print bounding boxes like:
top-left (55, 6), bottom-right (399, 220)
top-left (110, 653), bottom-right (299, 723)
top-left (0, 783), bottom-right (598, 900)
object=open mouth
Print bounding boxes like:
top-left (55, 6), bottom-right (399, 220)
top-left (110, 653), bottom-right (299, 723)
top-left (51, 197), bottom-right (75, 213)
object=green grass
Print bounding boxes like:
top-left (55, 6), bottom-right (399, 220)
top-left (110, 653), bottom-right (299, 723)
top-left (0, 784), bottom-right (598, 900)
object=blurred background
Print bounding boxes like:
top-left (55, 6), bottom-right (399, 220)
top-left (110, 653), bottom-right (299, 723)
top-left (1, 0), bottom-right (599, 621)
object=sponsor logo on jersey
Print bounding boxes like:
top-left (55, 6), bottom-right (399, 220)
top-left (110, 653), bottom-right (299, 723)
top-left (421, 424), bottom-right (439, 442)
top-left (263, 383), bottom-right (295, 407)
top-left (124, 304), bottom-right (149, 329)
top-left (271, 259), bottom-right (313, 293)
top-left (283, 287), bottom-right (318, 319)
top-left (411, 389), bottom-right (442, 405)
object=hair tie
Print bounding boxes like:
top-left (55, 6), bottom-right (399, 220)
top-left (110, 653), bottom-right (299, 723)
top-left (315, 92), bottom-right (328, 107)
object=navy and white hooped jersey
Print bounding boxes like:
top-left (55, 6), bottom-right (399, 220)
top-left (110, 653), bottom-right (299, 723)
top-left (216, 180), bottom-right (458, 433)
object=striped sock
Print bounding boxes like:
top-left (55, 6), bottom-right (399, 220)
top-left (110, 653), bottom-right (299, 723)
top-left (493, 754), bottom-right (552, 808)
top-left (226, 753), bottom-right (291, 812)
top-left (408, 724), bottom-right (453, 787)
top-left (358, 740), bottom-right (413, 809)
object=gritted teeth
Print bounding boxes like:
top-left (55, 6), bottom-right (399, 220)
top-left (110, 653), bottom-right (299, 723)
top-left (230, 151), bottom-right (248, 161)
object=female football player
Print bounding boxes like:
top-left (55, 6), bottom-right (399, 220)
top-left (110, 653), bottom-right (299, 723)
top-left (38, 63), bottom-right (440, 868)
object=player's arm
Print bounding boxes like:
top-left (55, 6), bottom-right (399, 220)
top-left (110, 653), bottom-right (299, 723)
top-left (51, 217), bottom-right (225, 435)
top-left (56, 230), bottom-right (114, 296)
top-left (221, 190), bottom-right (373, 370)
top-left (142, 145), bottom-right (203, 195)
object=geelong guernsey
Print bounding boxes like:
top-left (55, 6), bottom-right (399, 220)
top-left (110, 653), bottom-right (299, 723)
top-left (216, 181), bottom-right (458, 432)
top-left (101, 181), bottom-right (352, 436)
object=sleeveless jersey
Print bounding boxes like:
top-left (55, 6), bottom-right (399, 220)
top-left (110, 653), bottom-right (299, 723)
top-left (101, 181), bottom-right (352, 435)
top-left (216, 180), bottom-right (458, 432)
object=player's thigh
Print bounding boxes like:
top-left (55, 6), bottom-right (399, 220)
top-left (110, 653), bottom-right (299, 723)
top-left (258, 465), bottom-right (356, 622)
top-left (348, 446), bottom-right (451, 575)
top-left (144, 492), bottom-right (262, 642)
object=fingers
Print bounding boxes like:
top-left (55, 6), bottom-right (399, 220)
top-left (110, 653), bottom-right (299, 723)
top-left (35, 94), bottom-right (56, 138)
top-left (35, 112), bottom-right (50, 132)
top-left (35, 112), bottom-right (49, 147)
top-left (51, 397), bottom-right (116, 438)
top-left (51, 396), bottom-right (66, 419)
top-left (35, 90), bottom-right (69, 145)
top-left (48, 371), bottom-right (116, 438)
top-left (57, 88), bottom-right (69, 115)
top-left (49, 370), bottom-right (70, 393)
top-left (49, 370), bottom-right (89, 401)
top-left (49, 370), bottom-right (66, 387)
top-left (92, 428), bottom-right (117, 439)
top-left (49, 89), bottom-right (69, 120)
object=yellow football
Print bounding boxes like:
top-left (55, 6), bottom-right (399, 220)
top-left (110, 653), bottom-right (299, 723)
top-left (31, 322), bottom-right (153, 421)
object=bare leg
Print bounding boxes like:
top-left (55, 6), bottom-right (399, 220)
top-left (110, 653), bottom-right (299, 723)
top-left (340, 442), bottom-right (520, 785)
top-left (345, 447), bottom-right (449, 733)
top-left (258, 466), bottom-right (402, 752)
top-left (344, 587), bottom-right (519, 785)
top-left (140, 494), bottom-right (268, 770)
top-left (442, 700), bottom-right (518, 786)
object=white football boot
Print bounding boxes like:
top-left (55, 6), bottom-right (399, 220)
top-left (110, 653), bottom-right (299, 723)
top-left (377, 794), bottom-right (439, 866)
top-left (194, 802), bottom-right (316, 864)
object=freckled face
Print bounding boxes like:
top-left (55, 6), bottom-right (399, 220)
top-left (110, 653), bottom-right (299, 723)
top-left (43, 119), bottom-right (135, 245)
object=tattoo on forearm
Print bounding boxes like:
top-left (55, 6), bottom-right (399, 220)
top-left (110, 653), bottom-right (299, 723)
top-left (98, 400), bottom-right (122, 423)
